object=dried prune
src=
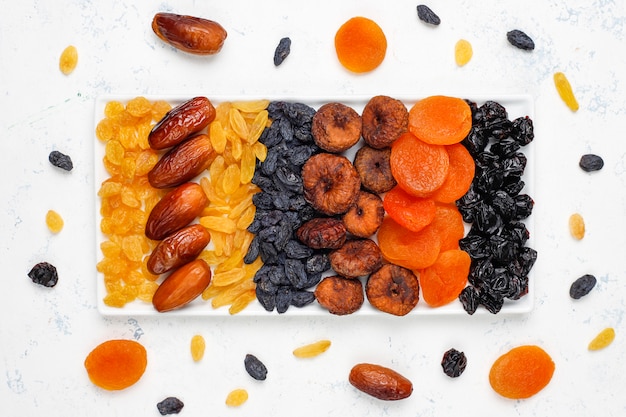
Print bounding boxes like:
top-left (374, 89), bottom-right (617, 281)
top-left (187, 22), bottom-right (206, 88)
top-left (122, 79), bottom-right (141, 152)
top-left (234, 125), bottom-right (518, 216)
top-left (569, 274), bottom-right (597, 299)
top-left (157, 397), bottom-right (184, 415)
top-left (506, 29), bottom-right (535, 51)
top-left (28, 262), bottom-right (58, 287)
top-left (49, 150), bottom-right (73, 171)
top-left (244, 354), bottom-right (268, 381)
top-left (441, 348), bottom-right (467, 378)
top-left (274, 37), bottom-right (291, 66)
top-left (416, 4), bottom-right (441, 25)
top-left (579, 154), bottom-right (604, 172)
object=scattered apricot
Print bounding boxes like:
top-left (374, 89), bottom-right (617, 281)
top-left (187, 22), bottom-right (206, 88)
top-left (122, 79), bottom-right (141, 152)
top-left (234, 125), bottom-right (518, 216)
top-left (84, 339), bottom-right (147, 390)
top-left (335, 16), bottom-right (387, 73)
top-left (489, 345), bottom-right (555, 399)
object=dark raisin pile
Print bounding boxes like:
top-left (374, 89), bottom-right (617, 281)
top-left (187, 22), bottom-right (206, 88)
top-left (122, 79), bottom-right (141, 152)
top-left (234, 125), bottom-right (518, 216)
top-left (28, 262), bottom-right (59, 287)
top-left (441, 348), bottom-right (467, 378)
top-left (244, 353), bottom-right (268, 380)
top-left (49, 150), bottom-right (73, 171)
top-left (569, 274), bottom-right (597, 299)
top-left (457, 100), bottom-right (537, 314)
top-left (157, 397), bottom-right (184, 415)
top-left (244, 101), bottom-right (331, 313)
top-left (416, 4), bottom-right (441, 26)
top-left (274, 37), bottom-right (291, 66)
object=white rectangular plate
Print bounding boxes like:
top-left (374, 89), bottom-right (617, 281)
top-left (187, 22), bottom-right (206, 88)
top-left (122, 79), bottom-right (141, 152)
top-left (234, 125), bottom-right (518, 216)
top-left (95, 94), bottom-right (535, 316)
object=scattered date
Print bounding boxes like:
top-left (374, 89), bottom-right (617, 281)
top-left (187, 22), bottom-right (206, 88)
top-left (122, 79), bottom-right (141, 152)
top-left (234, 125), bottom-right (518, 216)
top-left (28, 262), bottom-right (58, 287)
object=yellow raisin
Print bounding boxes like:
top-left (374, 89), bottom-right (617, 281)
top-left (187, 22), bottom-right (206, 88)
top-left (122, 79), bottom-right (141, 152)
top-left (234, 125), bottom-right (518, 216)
top-left (210, 121), bottom-right (228, 154)
top-left (252, 141), bottom-right (268, 162)
top-left (293, 340), bottom-right (332, 358)
top-left (126, 97), bottom-right (152, 118)
top-left (554, 72), bottom-right (579, 112)
top-left (59, 45), bottom-right (78, 75)
top-left (212, 268), bottom-right (246, 287)
top-left (46, 210), bottom-right (64, 233)
top-left (240, 145), bottom-right (256, 184)
top-left (190, 335), bottom-right (206, 362)
top-left (247, 110), bottom-right (269, 144)
top-left (588, 327), bottom-right (615, 351)
top-left (220, 164), bottom-right (241, 195)
top-left (455, 39), bottom-right (473, 66)
top-left (231, 99), bottom-right (270, 113)
top-left (104, 101), bottom-right (125, 119)
top-left (569, 213), bottom-right (585, 240)
top-left (228, 289), bottom-right (257, 314)
top-left (225, 388), bottom-right (248, 407)
top-left (229, 108), bottom-right (250, 139)
top-left (200, 216), bottom-right (237, 234)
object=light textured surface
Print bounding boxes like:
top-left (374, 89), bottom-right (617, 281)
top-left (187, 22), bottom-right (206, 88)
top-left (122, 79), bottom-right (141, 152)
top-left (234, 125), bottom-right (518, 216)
top-left (2, 1), bottom-right (626, 416)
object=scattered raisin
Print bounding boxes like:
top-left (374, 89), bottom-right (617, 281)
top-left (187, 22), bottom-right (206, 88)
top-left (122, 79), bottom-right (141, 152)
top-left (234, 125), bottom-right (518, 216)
top-left (49, 150), bottom-right (73, 171)
top-left (274, 37), bottom-right (291, 66)
top-left (569, 274), bottom-right (597, 299)
top-left (569, 213), bottom-right (585, 240)
top-left (157, 397), bottom-right (184, 415)
top-left (244, 354), bottom-right (268, 381)
top-left (579, 154), bottom-right (604, 172)
top-left (416, 5), bottom-right (441, 25)
top-left (28, 262), bottom-right (58, 287)
top-left (506, 29), bottom-right (535, 51)
top-left (441, 348), bottom-right (467, 377)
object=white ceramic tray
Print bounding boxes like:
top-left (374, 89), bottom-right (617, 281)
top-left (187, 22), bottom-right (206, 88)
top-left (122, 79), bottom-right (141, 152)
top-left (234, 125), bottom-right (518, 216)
top-left (94, 95), bottom-right (535, 316)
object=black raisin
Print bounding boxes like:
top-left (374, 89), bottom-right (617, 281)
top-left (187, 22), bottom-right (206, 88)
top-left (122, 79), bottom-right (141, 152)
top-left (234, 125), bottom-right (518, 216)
top-left (244, 354), bottom-right (268, 381)
top-left (416, 4), bottom-right (440, 25)
top-left (441, 348), bottom-right (467, 377)
top-left (49, 150), bottom-right (73, 171)
top-left (459, 286), bottom-right (479, 315)
top-left (274, 37), bottom-right (291, 66)
top-left (28, 262), bottom-right (58, 287)
top-left (275, 287), bottom-right (293, 313)
top-left (290, 290), bottom-right (316, 307)
top-left (506, 29), bottom-right (535, 51)
top-left (157, 397), bottom-right (184, 415)
top-left (579, 154), bottom-right (604, 172)
top-left (569, 274), bottom-right (597, 299)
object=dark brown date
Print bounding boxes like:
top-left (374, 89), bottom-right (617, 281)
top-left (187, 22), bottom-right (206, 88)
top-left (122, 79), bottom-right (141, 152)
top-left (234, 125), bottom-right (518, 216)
top-left (296, 217), bottom-right (347, 249)
top-left (349, 363), bottom-right (413, 401)
top-left (148, 134), bottom-right (216, 188)
top-left (147, 224), bottom-right (211, 275)
top-left (152, 12), bottom-right (227, 55)
top-left (149, 96), bottom-right (215, 150)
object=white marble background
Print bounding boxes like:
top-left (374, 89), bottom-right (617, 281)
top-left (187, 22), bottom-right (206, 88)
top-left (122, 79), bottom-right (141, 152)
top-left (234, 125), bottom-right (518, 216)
top-left (1, 0), bottom-right (625, 415)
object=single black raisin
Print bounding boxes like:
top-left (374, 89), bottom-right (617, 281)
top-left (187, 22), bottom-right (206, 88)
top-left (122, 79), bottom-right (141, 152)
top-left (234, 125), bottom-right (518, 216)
top-left (28, 262), bottom-right (58, 287)
top-left (441, 348), bottom-right (467, 377)
top-left (506, 29), bottom-right (535, 51)
top-left (157, 397), bottom-right (184, 415)
top-left (274, 37), bottom-right (291, 66)
top-left (579, 154), bottom-right (604, 172)
top-left (49, 150), bottom-right (73, 171)
top-left (416, 4), bottom-right (441, 25)
top-left (459, 286), bottom-right (479, 315)
top-left (244, 354), bottom-right (268, 381)
top-left (569, 274), bottom-right (597, 299)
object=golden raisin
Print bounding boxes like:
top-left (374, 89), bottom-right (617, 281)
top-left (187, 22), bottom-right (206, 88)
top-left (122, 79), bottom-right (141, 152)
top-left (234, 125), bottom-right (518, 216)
top-left (569, 213), bottom-right (585, 240)
top-left (46, 210), bottom-right (64, 233)
top-left (588, 327), bottom-right (615, 351)
top-left (190, 334), bottom-right (206, 361)
top-left (455, 39), bottom-right (473, 66)
top-left (59, 45), bottom-right (78, 75)
top-left (293, 340), bottom-right (332, 358)
top-left (225, 388), bottom-right (248, 407)
top-left (554, 72), bottom-right (579, 112)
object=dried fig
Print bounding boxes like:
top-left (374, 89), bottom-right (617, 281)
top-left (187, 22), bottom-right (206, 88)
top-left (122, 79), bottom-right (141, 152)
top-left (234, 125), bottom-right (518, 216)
top-left (365, 264), bottom-right (420, 316)
top-left (312, 102), bottom-right (362, 153)
top-left (302, 153), bottom-right (361, 215)
top-left (329, 239), bottom-right (383, 278)
top-left (353, 145), bottom-right (396, 194)
top-left (342, 191), bottom-right (385, 238)
top-left (314, 275), bottom-right (364, 315)
top-left (296, 217), bottom-right (347, 249)
top-left (361, 95), bottom-right (408, 149)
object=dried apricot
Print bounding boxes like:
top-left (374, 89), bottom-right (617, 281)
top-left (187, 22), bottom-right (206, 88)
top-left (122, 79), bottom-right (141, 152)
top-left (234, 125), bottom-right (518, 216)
top-left (430, 143), bottom-right (475, 203)
top-left (390, 132), bottom-right (449, 198)
top-left (383, 186), bottom-right (436, 232)
top-left (489, 345), bottom-right (555, 399)
top-left (84, 339), bottom-right (147, 390)
top-left (419, 249), bottom-right (470, 307)
top-left (377, 216), bottom-right (441, 270)
top-left (335, 17), bottom-right (387, 73)
top-left (408, 95), bottom-right (473, 145)
top-left (428, 204), bottom-right (465, 251)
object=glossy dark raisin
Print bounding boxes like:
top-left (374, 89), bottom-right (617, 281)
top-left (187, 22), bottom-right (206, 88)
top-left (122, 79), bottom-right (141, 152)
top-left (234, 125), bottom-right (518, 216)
top-left (507, 29), bottom-right (535, 51)
top-left (28, 262), bottom-right (58, 287)
top-left (459, 286), bottom-right (479, 314)
top-left (157, 397), bottom-right (184, 415)
top-left (290, 290), bottom-right (316, 307)
top-left (569, 274), bottom-right (597, 299)
top-left (416, 4), bottom-right (440, 25)
top-left (579, 154), bottom-right (604, 172)
top-left (244, 354), bottom-right (268, 381)
top-left (441, 348), bottom-right (467, 377)
top-left (49, 150), bottom-right (73, 171)
top-left (274, 37), bottom-right (291, 66)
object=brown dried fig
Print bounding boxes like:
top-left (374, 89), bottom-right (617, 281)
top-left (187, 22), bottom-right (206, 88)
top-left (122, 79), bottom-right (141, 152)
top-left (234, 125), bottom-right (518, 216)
top-left (329, 239), bottom-right (383, 279)
top-left (312, 102), bottom-right (362, 153)
top-left (296, 217), bottom-right (346, 250)
top-left (314, 275), bottom-right (364, 315)
top-left (365, 264), bottom-right (420, 316)
top-left (342, 191), bottom-right (385, 238)
top-left (361, 95), bottom-right (408, 149)
top-left (353, 145), bottom-right (396, 194)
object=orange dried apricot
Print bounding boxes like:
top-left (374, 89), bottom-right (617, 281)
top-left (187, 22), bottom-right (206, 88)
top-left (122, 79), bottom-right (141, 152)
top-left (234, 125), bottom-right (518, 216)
top-left (390, 132), bottom-right (450, 198)
top-left (408, 95), bottom-right (473, 145)
top-left (383, 186), bottom-right (436, 232)
top-left (419, 249), bottom-right (470, 307)
top-left (430, 143), bottom-right (475, 203)
top-left (428, 204), bottom-right (465, 251)
top-left (84, 339), bottom-right (147, 390)
top-left (335, 16), bottom-right (387, 73)
top-left (489, 345), bottom-right (555, 399)
top-left (377, 216), bottom-right (441, 270)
